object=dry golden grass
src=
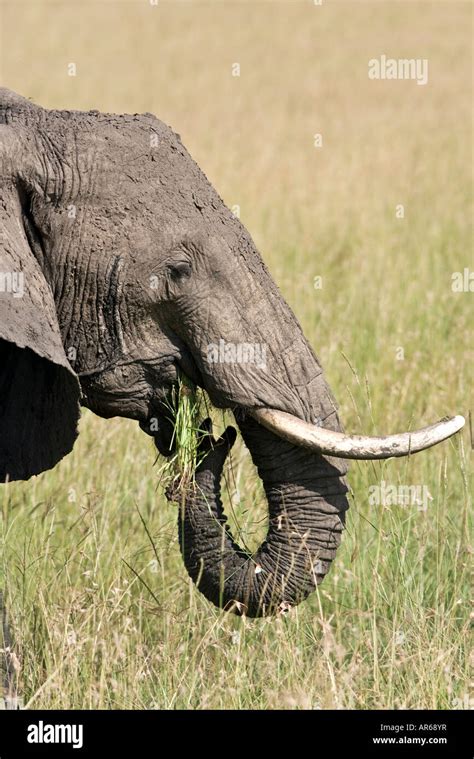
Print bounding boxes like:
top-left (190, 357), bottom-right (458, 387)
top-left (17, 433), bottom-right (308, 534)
top-left (0, 0), bottom-right (472, 709)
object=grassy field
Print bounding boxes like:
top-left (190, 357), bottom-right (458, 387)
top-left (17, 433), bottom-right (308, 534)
top-left (1, 1), bottom-right (472, 709)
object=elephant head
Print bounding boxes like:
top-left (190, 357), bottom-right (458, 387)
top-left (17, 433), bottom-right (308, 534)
top-left (0, 89), bottom-right (463, 616)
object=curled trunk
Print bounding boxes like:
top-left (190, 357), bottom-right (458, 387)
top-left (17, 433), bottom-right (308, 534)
top-left (167, 416), bottom-right (349, 617)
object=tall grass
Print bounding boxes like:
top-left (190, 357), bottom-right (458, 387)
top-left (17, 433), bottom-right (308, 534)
top-left (0, 1), bottom-right (471, 709)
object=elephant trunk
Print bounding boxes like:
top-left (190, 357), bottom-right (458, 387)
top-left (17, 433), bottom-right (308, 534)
top-left (168, 411), bottom-right (349, 617)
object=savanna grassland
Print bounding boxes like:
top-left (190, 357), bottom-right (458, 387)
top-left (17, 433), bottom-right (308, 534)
top-left (0, 1), bottom-right (472, 709)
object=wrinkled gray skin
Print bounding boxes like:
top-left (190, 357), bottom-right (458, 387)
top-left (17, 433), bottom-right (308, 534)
top-left (0, 89), bottom-right (348, 617)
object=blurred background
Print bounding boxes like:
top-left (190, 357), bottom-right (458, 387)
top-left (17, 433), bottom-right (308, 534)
top-left (0, 0), bottom-right (472, 710)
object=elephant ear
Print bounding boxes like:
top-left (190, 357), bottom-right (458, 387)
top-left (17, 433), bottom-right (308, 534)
top-left (0, 124), bottom-right (81, 482)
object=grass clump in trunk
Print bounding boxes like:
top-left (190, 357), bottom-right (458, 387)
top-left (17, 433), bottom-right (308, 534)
top-left (159, 376), bottom-right (207, 495)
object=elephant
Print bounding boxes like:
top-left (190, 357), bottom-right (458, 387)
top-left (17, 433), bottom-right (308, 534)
top-left (0, 88), bottom-right (464, 617)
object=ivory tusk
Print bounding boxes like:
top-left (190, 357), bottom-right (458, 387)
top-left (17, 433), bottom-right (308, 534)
top-left (250, 408), bottom-right (465, 460)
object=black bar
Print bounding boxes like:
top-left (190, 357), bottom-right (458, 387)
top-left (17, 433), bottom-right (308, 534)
top-left (0, 709), bottom-right (471, 756)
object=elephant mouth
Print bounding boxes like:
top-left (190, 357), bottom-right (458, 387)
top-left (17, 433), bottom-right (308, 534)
top-left (141, 351), bottom-right (205, 456)
top-left (82, 345), bottom-right (464, 464)
top-left (146, 351), bottom-right (465, 464)
top-left (140, 406), bottom-right (177, 457)
top-left (156, 377), bottom-right (464, 462)
top-left (171, 335), bottom-right (464, 462)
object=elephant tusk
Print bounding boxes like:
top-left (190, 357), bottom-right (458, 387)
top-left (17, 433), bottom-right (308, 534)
top-left (249, 408), bottom-right (465, 460)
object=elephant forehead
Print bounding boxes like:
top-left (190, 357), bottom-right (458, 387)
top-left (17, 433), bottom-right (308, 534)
top-left (0, 91), bottom-right (222, 219)
top-left (30, 123), bottom-right (222, 230)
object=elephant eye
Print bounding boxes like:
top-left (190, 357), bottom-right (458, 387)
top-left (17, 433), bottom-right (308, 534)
top-left (167, 260), bottom-right (192, 282)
